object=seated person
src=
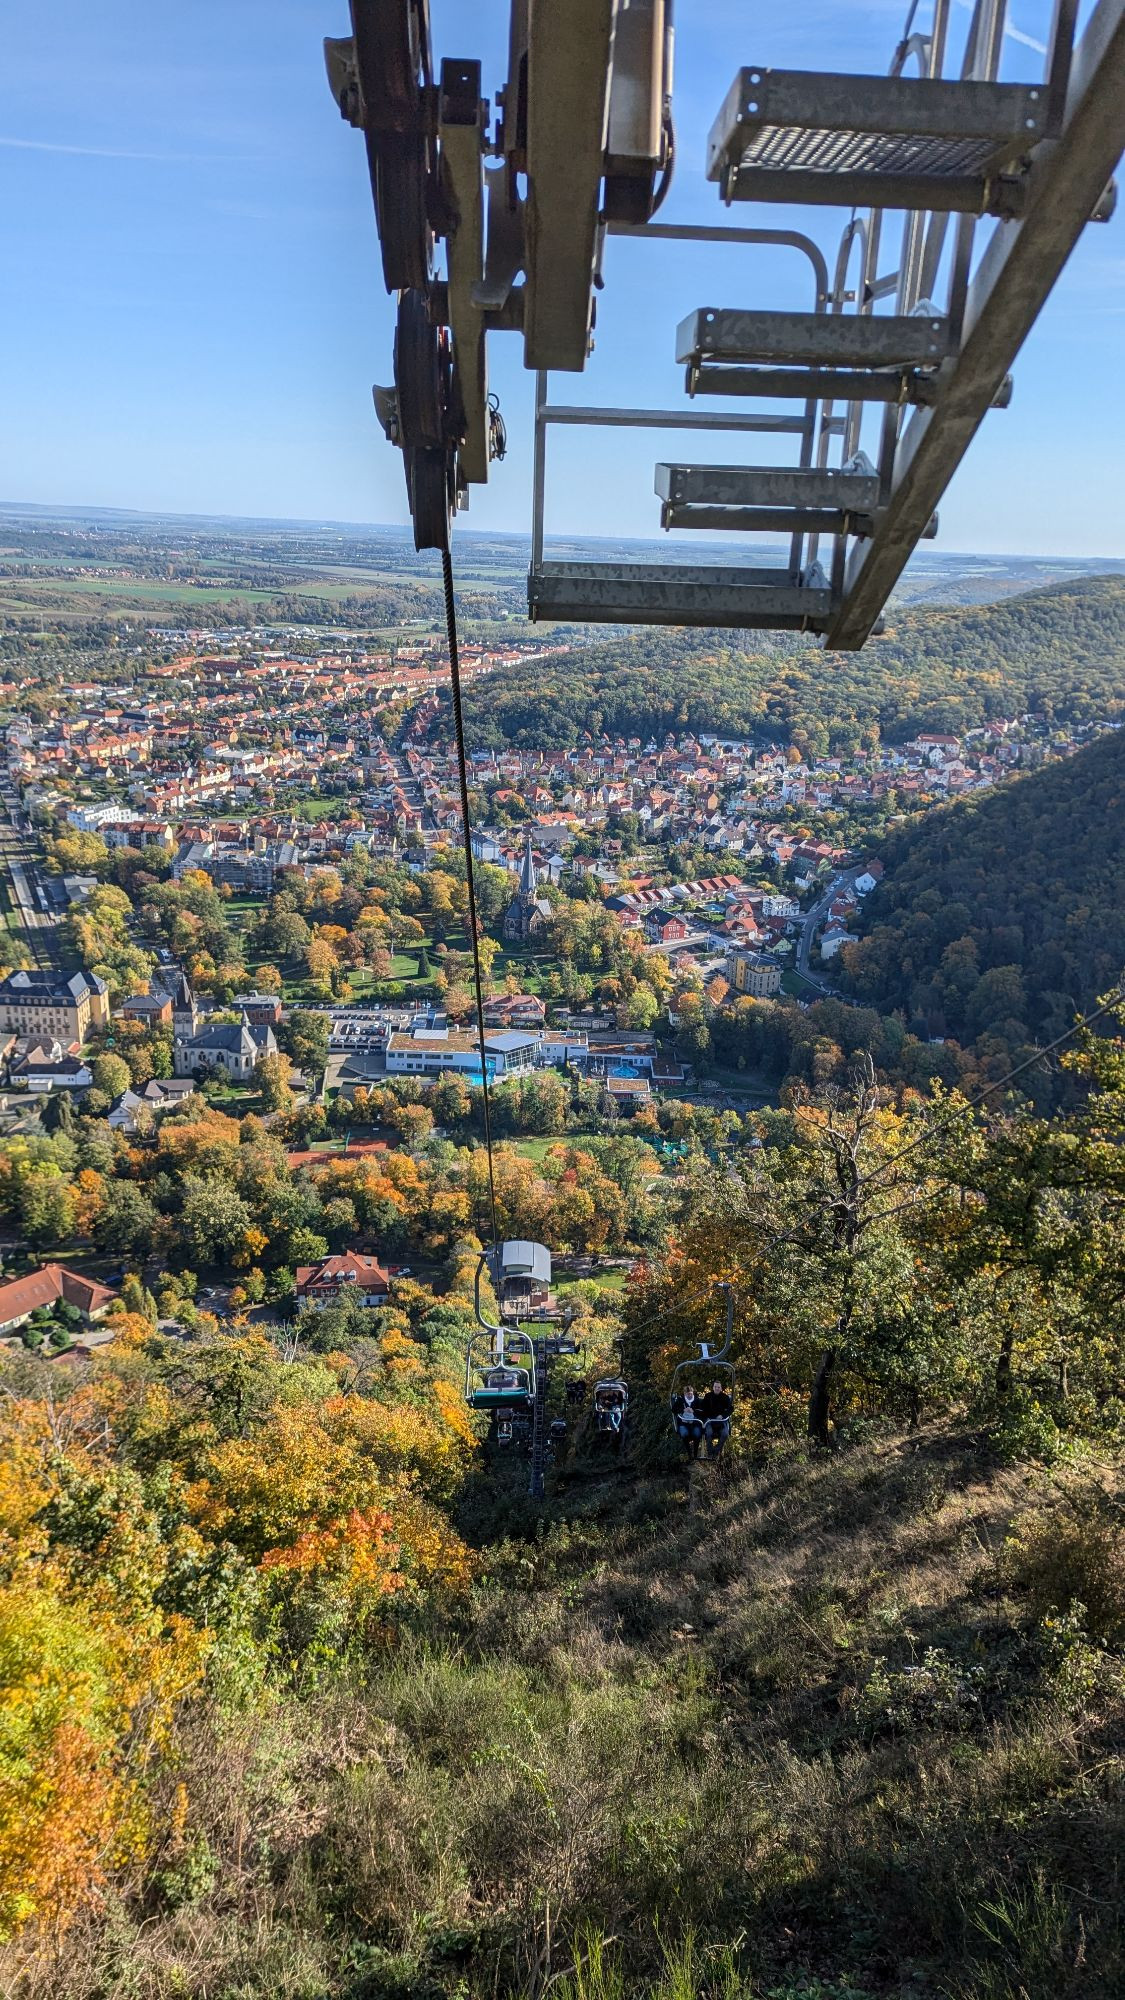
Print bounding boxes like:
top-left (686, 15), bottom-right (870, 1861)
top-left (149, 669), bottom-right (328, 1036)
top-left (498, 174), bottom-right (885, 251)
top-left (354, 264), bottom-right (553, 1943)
top-left (699, 1379), bottom-right (733, 1457)
top-left (671, 1384), bottom-right (704, 1457)
top-left (485, 1365), bottom-right (523, 1392)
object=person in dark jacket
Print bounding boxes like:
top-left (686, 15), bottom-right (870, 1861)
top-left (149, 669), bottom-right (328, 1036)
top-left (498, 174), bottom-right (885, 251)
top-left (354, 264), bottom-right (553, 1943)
top-left (699, 1379), bottom-right (733, 1458)
top-left (671, 1384), bottom-right (703, 1458)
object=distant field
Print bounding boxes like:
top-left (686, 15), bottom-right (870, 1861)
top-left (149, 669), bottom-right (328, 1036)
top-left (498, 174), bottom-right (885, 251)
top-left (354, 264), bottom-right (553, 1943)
top-left (0, 540), bottom-right (527, 624)
top-left (0, 575), bottom-right (410, 610)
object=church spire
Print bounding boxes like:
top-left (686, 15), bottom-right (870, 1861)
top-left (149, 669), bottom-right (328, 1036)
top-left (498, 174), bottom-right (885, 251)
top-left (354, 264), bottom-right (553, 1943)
top-left (518, 827), bottom-right (536, 898)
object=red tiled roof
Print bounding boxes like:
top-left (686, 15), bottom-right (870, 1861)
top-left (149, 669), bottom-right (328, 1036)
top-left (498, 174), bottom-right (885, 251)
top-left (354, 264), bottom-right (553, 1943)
top-left (295, 1252), bottom-right (390, 1291)
top-left (0, 1263), bottom-right (116, 1325)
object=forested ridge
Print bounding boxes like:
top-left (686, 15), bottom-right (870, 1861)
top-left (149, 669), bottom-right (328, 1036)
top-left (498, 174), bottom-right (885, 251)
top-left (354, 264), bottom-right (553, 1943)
top-left (845, 721), bottom-right (1125, 1048)
top-left (450, 574), bottom-right (1125, 753)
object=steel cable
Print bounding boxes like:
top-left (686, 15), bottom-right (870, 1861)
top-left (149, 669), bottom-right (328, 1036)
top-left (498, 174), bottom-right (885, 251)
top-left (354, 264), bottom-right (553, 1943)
top-left (441, 545), bottom-right (501, 1253)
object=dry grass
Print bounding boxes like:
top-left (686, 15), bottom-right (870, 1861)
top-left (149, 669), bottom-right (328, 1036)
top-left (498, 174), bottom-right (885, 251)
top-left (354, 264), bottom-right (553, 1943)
top-left (4, 1431), bottom-right (1123, 1999)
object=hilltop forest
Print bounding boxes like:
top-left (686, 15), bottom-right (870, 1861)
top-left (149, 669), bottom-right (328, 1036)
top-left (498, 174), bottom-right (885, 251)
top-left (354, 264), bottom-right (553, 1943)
top-left (844, 721), bottom-right (1125, 1050)
top-left (451, 574), bottom-right (1125, 755)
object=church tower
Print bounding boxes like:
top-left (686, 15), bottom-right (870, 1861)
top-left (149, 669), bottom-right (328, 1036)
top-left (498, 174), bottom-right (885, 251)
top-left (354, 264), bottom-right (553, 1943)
top-left (503, 829), bottom-right (550, 943)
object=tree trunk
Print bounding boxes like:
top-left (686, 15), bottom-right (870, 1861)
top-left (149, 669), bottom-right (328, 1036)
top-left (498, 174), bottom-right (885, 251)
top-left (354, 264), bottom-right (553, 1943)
top-left (995, 1322), bottom-right (1014, 1399)
top-left (808, 1346), bottom-right (837, 1447)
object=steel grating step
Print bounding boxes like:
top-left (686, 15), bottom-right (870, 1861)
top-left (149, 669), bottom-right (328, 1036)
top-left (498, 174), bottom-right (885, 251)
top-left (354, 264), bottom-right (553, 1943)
top-left (527, 560), bottom-right (836, 632)
top-left (708, 68), bottom-right (1048, 212)
top-left (678, 307), bottom-right (949, 370)
top-left (655, 456), bottom-right (880, 513)
top-left (660, 505), bottom-right (873, 535)
top-left (686, 363), bottom-right (940, 406)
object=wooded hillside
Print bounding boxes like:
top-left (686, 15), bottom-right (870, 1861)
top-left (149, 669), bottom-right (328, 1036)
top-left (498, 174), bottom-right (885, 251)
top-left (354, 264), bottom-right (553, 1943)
top-left (450, 574), bottom-right (1125, 754)
top-left (845, 722), bottom-right (1125, 1050)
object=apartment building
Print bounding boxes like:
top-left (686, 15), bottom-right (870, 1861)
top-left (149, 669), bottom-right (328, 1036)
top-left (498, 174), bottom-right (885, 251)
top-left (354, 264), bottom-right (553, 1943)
top-left (0, 970), bottom-right (110, 1043)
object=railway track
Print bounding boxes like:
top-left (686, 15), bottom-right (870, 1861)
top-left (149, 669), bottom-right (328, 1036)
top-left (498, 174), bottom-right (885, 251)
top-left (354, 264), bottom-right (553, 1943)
top-left (0, 806), bottom-right (58, 971)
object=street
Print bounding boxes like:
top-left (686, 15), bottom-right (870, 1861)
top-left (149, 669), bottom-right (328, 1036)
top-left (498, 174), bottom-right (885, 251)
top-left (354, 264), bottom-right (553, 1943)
top-left (794, 864), bottom-right (865, 990)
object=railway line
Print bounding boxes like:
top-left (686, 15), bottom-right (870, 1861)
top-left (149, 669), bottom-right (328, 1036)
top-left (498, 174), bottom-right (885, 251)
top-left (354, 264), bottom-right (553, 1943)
top-left (0, 795), bottom-right (58, 972)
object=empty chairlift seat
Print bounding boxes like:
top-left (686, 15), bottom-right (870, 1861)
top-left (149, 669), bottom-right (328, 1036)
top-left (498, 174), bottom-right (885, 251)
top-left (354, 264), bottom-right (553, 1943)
top-left (707, 67), bottom-right (1050, 214)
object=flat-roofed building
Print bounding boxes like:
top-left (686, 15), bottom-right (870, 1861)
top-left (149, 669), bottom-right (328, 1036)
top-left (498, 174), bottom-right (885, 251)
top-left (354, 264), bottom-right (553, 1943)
top-left (385, 1023), bottom-right (586, 1079)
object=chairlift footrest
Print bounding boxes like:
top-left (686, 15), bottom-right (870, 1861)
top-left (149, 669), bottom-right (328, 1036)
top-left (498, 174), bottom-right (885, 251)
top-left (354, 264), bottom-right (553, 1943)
top-left (655, 456), bottom-right (880, 512)
top-left (678, 308), bottom-right (950, 371)
top-left (687, 363), bottom-right (939, 406)
top-left (707, 67), bottom-right (1047, 210)
top-left (527, 560), bottom-right (836, 632)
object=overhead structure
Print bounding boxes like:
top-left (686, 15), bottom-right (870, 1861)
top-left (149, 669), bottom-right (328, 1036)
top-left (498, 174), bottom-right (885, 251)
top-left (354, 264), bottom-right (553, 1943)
top-left (326, 0), bottom-right (1125, 646)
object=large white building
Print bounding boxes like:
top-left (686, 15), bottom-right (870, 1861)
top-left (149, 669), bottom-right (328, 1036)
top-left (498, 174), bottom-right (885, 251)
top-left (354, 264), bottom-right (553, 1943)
top-left (385, 1023), bottom-right (586, 1080)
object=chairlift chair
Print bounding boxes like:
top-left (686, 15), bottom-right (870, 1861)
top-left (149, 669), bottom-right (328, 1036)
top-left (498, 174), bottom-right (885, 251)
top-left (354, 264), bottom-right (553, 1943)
top-left (464, 1239), bottom-right (552, 1413)
top-left (464, 1329), bottom-right (536, 1412)
top-left (669, 1282), bottom-right (736, 1458)
top-left (592, 1376), bottom-right (630, 1439)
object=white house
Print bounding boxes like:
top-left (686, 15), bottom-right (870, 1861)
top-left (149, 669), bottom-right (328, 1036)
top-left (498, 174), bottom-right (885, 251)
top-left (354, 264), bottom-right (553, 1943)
top-left (10, 1049), bottom-right (93, 1093)
top-left (108, 1077), bottom-right (197, 1132)
top-left (295, 1252), bottom-right (390, 1308)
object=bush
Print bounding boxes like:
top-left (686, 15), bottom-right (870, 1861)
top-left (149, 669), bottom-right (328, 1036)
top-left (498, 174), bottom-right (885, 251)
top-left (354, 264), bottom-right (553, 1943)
top-left (854, 1646), bottom-right (985, 1736)
top-left (1002, 1498), bottom-right (1125, 1648)
top-left (981, 1386), bottom-right (1064, 1464)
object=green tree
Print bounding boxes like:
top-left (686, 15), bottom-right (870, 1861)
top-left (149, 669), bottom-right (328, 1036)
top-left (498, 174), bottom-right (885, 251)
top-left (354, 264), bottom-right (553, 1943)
top-left (94, 1182), bottom-right (161, 1258)
top-left (180, 1175), bottom-right (253, 1265)
top-left (279, 1011), bottom-right (329, 1081)
top-left (91, 1054), bottom-right (132, 1101)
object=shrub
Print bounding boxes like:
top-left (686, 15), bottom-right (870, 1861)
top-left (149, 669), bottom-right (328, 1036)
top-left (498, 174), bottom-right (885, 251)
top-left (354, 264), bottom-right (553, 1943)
top-left (981, 1387), bottom-right (1064, 1464)
top-left (854, 1646), bottom-right (985, 1736)
top-left (1002, 1499), bottom-right (1125, 1648)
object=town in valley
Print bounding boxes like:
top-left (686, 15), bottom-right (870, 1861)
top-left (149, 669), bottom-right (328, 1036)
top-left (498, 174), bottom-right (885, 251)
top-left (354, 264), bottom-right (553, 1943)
top-left (0, 508), bottom-right (1119, 1351)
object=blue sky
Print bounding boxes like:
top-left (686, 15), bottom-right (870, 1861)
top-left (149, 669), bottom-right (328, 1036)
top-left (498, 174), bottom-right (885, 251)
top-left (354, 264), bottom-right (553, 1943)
top-left (1, 0), bottom-right (1121, 557)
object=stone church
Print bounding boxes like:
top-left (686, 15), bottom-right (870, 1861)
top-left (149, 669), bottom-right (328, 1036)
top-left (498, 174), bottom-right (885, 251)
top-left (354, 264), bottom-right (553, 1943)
top-left (502, 830), bottom-right (553, 943)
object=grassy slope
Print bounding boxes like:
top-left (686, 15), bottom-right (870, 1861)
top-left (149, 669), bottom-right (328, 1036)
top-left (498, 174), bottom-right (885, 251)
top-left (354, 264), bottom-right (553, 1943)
top-left (23, 1430), bottom-right (1124, 2000)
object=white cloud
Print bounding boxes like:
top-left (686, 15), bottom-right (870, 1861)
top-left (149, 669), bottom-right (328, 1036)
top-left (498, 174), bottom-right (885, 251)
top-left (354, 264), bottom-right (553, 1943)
top-left (0, 134), bottom-right (242, 163)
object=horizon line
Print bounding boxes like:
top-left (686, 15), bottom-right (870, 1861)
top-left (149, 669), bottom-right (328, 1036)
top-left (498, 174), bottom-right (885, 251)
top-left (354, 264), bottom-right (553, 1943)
top-left (1, 498), bottom-right (1124, 571)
